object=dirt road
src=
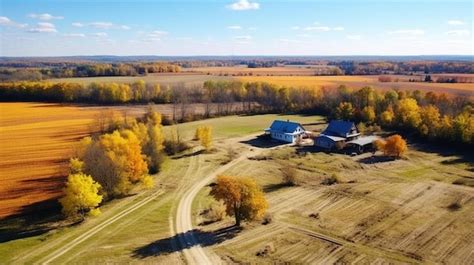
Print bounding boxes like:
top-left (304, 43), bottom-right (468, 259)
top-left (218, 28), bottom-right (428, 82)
top-left (174, 134), bottom-right (283, 265)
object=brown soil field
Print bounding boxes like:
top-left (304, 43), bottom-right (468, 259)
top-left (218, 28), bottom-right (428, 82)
top-left (236, 75), bottom-right (474, 97)
top-left (194, 143), bottom-right (474, 263)
top-left (0, 102), bottom-right (245, 219)
top-left (183, 66), bottom-right (331, 76)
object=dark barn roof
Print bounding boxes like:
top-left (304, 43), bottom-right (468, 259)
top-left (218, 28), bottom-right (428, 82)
top-left (323, 120), bottom-right (358, 137)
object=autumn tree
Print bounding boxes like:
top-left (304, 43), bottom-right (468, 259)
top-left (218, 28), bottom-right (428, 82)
top-left (380, 106), bottom-right (395, 126)
top-left (210, 175), bottom-right (268, 226)
top-left (59, 173), bottom-right (103, 218)
top-left (361, 106), bottom-right (376, 123)
top-left (419, 105), bottom-right (441, 137)
top-left (195, 125), bottom-right (212, 150)
top-left (335, 102), bottom-right (354, 120)
top-left (396, 98), bottom-right (421, 128)
top-left (80, 130), bottom-right (149, 198)
top-left (376, 134), bottom-right (407, 158)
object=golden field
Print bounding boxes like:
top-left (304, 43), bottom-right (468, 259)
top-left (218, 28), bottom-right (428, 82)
top-left (0, 103), bottom-right (102, 218)
top-left (0, 102), bottom-right (248, 218)
top-left (236, 75), bottom-right (474, 96)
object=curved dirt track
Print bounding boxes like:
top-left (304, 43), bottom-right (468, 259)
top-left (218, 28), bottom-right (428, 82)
top-left (175, 150), bottom-right (256, 265)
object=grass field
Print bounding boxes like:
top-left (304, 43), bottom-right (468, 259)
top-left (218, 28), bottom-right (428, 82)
top-left (46, 71), bottom-right (474, 97)
top-left (0, 113), bottom-right (323, 264)
top-left (48, 73), bottom-right (230, 86)
top-left (193, 143), bottom-right (474, 263)
top-left (236, 75), bottom-right (474, 96)
top-left (183, 66), bottom-right (332, 76)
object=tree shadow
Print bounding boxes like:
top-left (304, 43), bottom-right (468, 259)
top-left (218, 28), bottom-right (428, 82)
top-left (0, 198), bottom-right (64, 243)
top-left (263, 183), bottom-right (291, 193)
top-left (132, 225), bottom-right (242, 258)
top-left (240, 136), bottom-right (288, 148)
top-left (357, 155), bottom-right (396, 164)
top-left (172, 149), bottom-right (205, 159)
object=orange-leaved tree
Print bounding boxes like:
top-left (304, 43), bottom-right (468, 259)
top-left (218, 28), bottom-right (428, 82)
top-left (210, 175), bottom-right (268, 226)
top-left (376, 134), bottom-right (407, 158)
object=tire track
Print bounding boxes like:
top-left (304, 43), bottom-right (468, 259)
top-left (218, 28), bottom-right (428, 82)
top-left (36, 189), bottom-right (164, 264)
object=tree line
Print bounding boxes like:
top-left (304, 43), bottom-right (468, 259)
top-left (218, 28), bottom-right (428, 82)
top-left (1, 79), bottom-right (472, 145)
top-left (0, 62), bottom-right (181, 81)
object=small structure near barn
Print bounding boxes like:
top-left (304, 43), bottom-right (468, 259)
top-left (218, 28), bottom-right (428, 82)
top-left (346, 135), bottom-right (380, 154)
top-left (314, 120), bottom-right (380, 153)
top-left (264, 120), bottom-right (306, 143)
top-left (314, 120), bottom-right (360, 150)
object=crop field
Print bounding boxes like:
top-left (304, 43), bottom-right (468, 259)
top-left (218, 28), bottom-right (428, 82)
top-left (48, 73), bottom-right (230, 86)
top-left (193, 141), bottom-right (474, 263)
top-left (0, 102), bottom-right (248, 218)
top-left (183, 66), bottom-right (333, 76)
top-left (236, 75), bottom-right (474, 96)
top-left (0, 113), bottom-right (323, 264)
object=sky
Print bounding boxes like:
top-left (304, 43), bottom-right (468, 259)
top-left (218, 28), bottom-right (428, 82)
top-left (0, 0), bottom-right (473, 56)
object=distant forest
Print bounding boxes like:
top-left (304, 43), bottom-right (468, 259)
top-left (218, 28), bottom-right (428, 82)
top-left (0, 62), bottom-right (181, 81)
top-left (0, 56), bottom-right (472, 81)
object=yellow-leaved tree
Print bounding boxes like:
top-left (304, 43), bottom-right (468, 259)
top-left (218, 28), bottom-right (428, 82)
top-left (210, 175), bottom-right (268, 226)
top-left (335, 102), bottom-right (354, 120)
top-left (81, 130), bottom-right (150, 198)
top-left (396, 98), bottom-right (421, 128)
top-left (59, 173), bottom-right (103, 218)
top-left (195, 125), bottom-right (212, 150)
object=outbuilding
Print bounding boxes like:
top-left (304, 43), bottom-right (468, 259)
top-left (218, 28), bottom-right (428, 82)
top-left (314, 120), bottom-right (360, 150)
top-left (264, 120), bottom-right (306, 143)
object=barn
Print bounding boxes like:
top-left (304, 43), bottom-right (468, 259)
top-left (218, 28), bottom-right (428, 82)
top-left (314, 120), bottom-right (360, 150)
top-left (264, 120), bottom-right (306, 143)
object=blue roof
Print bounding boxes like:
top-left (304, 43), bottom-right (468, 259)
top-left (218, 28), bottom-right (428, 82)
top-left (267, 120), bottom-right (304, 133)
top-left (323, 120), bottom-right (357, 137)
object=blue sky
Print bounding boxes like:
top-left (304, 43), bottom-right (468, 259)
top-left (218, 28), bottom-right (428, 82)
top-left (0, 0), bottom-right (472, 56)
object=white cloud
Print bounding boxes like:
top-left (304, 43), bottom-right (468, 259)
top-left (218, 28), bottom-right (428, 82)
top-left (89, 22), bottom-right (114, 29)
top-left (446, 30), bottom-right (470, 36)
top-left (304, 26), bottom-right (331, 31)
top-left (63, 33), bottom-right (85, 38)
top-left (227, 0), bottom-right (260, 11)
top-left (28, 22), bottom-right (57, 33)
top-left (28, 13), bottom-right (64, 20)
top-left (233, 35), bottom-right (252, 40)
top-left (72, 22), bottom-right (84, 27)
top-left (142, 30), bottom-right (168, 42)
top-left (447, 20), bottom-right (464, 26)
top-left (279, 38), bottom-right (302, 43)
top-left (389, 29), bottom-right (425, 36)
top-left (92, 32), bottom-right (108, 37)
top-left (120, 25), bottom-right (131, 30)
top-left (346, 35), bottom-right (362, 40)
top-left (0, 16), bottom-right (27, 28)
top-left (228, 25), bottom-right (242, 30)
top-left (300, 25), bottom-right (344, 32)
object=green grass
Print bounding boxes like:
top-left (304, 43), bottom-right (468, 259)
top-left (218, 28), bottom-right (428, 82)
top-left (164, 114), bottom-right (325, 141)
top-left (47, 74), bottom-right (229, 86)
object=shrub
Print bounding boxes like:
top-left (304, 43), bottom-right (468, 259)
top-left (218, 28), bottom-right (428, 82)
top-left (205, 201), bottom-right (226, 222)
top-left (321, 174), bottom-right (339, 185)
top-left (447, 200), bottom-right (462, 211)
top-left (280, 165), bottom-right (298, 186)
top-left (262, 213), bottom-right (273, 225)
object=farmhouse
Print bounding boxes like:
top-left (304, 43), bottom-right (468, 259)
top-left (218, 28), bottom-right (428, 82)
top-left (314, 120), bottom-right (360, 150)
top-left (264, 120), bottom-right (306, 143)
